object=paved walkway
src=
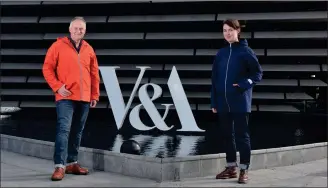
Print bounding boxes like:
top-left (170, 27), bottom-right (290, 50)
top-left (1, 149), bottom-right (327, 187)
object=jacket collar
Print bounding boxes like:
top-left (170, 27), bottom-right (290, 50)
top-left (224, 38), bottom-right (248, 47)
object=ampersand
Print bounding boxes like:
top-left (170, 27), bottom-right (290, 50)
top-left (129, 83), bottom-right (174, 131)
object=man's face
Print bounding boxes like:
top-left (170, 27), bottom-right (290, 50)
top-left (69, 20), bottom-right (86, 41)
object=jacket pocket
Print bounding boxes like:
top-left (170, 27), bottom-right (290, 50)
top-left (233, 85), bottom-right (246, 95)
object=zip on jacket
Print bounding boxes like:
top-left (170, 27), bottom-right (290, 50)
top-left (211, 39), bottom-right (263, 113)
top-left (68, 37), bottom-right (84, 100)
top-left (224, 43), bottom-right (232, 112)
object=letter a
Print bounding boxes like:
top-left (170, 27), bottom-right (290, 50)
top-left (167, 66), bottom-right (204, 132)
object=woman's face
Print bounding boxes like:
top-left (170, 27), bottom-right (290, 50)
top-left (223, 24), bottom-right (239, 43)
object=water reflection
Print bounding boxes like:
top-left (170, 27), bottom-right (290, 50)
top-left (111, 134), bottom-right (205, 157)
top-left (0, 109), bottom-right (326, 158)
top-left (294, 128), bottom-right (304, 145)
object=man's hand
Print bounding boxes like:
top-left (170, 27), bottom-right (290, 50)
top-left (233, 84), bottom-right (239, 87)
top-left (90, 100), bottom-right (97, 108)
top-left (212, 108), bottom-right (217, 113)
top-left (57, 85), bottom-right (72, 97)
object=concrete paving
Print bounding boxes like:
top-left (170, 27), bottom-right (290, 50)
top-left (1, 149), bottom-right (327, 187)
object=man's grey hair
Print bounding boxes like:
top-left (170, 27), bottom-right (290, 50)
top-left (69, 16), bottom-right (86, 28)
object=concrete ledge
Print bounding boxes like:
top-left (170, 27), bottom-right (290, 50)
top-left (1, 134), bottom-right (327, 182)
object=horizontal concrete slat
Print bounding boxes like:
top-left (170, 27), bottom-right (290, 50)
top-left (262, 64), bottom-right (321, 72)
top-left (1, 49), bottom-right (193, 56)
top-left (196, 49), bottom-right (265, 56)
top-left (86, 33), bottom-right (144, 40)
top-left (259, 105), bottom-right (300, 112)
top-left (1, 63), bottom-right (162, 71)
top-left (195, 49), bottom-right (218, 56)
top-left (0, 34), bottom-right (44, 40)
top-left (108, 14), bottom-right (216, 22)
top-left (165, 64), bottom-right (211, 71)
top-left (150, 78), bottom-right (210, 85)
top-left (100, 64), bottom-right (163, 70)
top-left (1, 17), bottom-right (38, 23)
top-left (3, 49), bottom-right (325, 56)
top-left (152, 78), bottom-right (300, 86)
top-left (19, 101), bottom-right (108, 108)
top-left (166, 64), bottom-right (322, 72)
top-left (197, 104), bottom-right (211, 111)
top-left (163, 92), bottom-right (209, 98)
top-left (27, 77), bottom-right (46, 83)
top-left (254, 31), bottom-right (327, 39)
top-left (257, 79), bottom-right (298, 86)
top-left (0, 49), bottom-right (46, 56)
top-left (0, 101), bottom-right (20, 108)
top-left (96, 49), bottom-right (193, 56)
top-left (267, 49), bottom-right (327, 56)
top-left (164, 91), bottom-right (314, 101)
top-left (1, 63), bottom-right (42, 70)
top-left (1, 1), bottom-right (41, 5)
top-left (216, 11), bottom-right (327, 21)
top-left (164, 92), bottom-right (287, 99)
top-left (286, 93), bottom-right (314, 100)
top-left (0, 76), bottom-right (26, 83)
top-left (109, 103), bottom-right (196, 110)
top-left (198, 104), bottom-right (257, 111)
top-left (179, 78), bottom-right (211, 85)
top-left (20, 101), bottom-right (55, 108)
top-left (146, 32), bottom-right (251, 39)
top-left (1, 89), bottom-right (53, 96)
top-left (26, 77), bottom-right (148, 85)
top-left (43, 33), bottom-right (69, 40)
top-left (300, 79), bottom-right (327, 87)
top-left (42, 1), bottom-right (147, 4)
top-left (7, 76), bottom-right (305, 88)
top-left (39, 16), bottom-right (107, 23)
top-left (115, 77), bottom-right (148, 84)
top-left (253, 92), bottom-right (284, 99)
top-left (44, 33), bottom-right (144, 40)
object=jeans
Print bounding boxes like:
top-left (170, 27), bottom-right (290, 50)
top-left (218, 113), bottom-right (251, 170)
top-left (53, 99), bottom-right (90, 167)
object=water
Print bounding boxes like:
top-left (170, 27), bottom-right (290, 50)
top-left (0, 107), bottom-right (326, 158)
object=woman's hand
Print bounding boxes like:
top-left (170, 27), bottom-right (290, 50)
top-left (212, 108), bottom-right (217, 113)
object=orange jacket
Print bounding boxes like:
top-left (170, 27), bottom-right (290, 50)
top-left (42, 37), bottom-right (100, 102)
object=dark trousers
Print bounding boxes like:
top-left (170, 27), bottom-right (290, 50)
top-left (218, 113), bottom-right (251, 169)
top-left (54, 99), bottom-right (90, 166)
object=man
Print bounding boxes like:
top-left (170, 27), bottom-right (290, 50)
top-left (42, 16), bottom-right (100, 181)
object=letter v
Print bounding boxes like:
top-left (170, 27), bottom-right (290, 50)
top-left (99, 66), bottom-right (150, 130)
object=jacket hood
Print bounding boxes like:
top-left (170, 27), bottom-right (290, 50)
top-left (224, 38), bottom-right (249, 47)
top-left (56, 36), bottom-right (70, 43)
top-left (56, 36), bottom-right (89, 46)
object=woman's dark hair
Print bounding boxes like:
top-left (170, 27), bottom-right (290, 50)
top-left (223, 19), bottom-right (241, 38)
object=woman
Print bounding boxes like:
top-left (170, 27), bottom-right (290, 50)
top-left (211, 19), bottom-right (263, 184)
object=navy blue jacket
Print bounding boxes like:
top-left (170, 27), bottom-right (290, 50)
top-left (210, 39), bottom-right (263, 113)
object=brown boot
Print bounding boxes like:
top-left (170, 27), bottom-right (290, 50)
top-left (216, 166), bottom-right (238, 179)
top-left (65, 163), bottom-right (89, 175)
top-left (51, 167), bottom-right (65, 181)
top-left (238, 169), bottom-right (248, 184)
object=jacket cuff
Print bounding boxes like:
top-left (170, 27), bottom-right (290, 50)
top-left (238, 79), bottom-right (253, 90)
